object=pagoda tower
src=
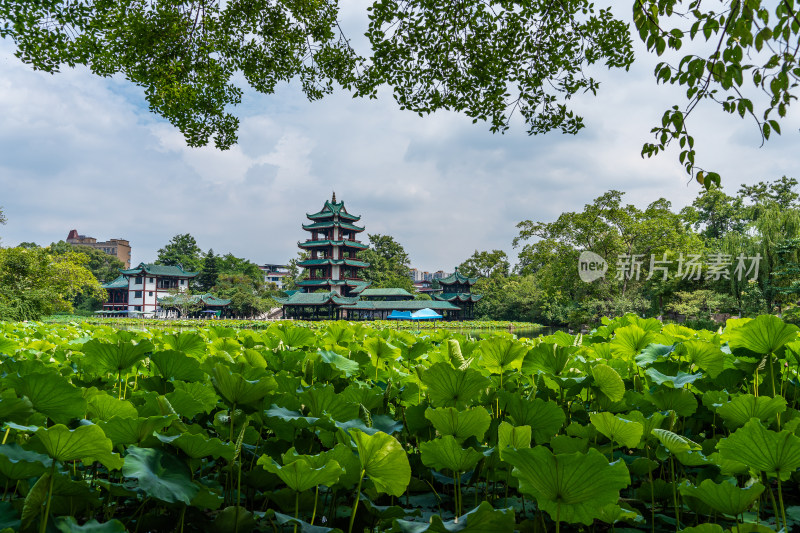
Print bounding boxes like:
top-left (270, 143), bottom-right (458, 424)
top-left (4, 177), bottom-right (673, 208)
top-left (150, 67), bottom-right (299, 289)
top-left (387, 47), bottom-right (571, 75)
top-left (296, 193), bottom-right (370, 296)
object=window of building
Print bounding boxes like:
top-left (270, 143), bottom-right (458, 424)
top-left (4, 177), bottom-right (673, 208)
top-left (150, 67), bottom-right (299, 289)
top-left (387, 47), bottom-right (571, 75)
top-left (148, 277), bottom-right (154, 283)
top-left (135, 306), bottom-right (141, 312)
top-left (180, 280), bottom-right (185, 285)
top-left (148, 292), bottom-right (153, 297)
top-left (135, 276), bottom-right (142, 285)
top-left (134, 291), bottom-right (142, 298)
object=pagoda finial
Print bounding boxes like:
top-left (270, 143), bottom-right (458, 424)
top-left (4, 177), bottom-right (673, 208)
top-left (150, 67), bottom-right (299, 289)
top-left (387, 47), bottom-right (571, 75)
top-left (332, 191), bottom-right (337, 203)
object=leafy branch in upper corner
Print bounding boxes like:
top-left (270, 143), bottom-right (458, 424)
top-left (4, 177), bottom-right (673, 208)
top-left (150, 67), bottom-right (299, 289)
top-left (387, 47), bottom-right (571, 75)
top-left (635, 0), bottom-right (800, 188)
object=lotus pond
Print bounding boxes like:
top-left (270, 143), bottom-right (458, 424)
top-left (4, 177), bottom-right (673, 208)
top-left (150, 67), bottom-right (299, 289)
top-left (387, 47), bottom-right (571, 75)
top-left (2, 316), bottom-right (800, 532)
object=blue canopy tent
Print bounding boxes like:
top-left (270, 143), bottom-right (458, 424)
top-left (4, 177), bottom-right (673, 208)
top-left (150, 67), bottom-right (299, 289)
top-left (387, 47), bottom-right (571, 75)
top-left (387, 310), bottom-right (413, 320)
top-left (410, 308), bottom-right (443, 321)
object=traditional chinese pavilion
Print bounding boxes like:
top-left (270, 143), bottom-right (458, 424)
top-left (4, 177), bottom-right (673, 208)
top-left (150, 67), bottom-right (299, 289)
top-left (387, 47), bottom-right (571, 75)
top-left (276, 194), bottom-right (464, 320)
top-left (295, 193), bottom-right (370, 296)
top-left (432, 267), bottom-right (482, 319)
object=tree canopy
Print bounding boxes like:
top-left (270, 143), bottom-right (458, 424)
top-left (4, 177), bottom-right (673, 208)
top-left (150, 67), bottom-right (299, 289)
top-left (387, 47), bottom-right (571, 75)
top-left (155, 233), bottom-right (203, 272)
top-left (0, 246), bottom-right (106, 320)
top-left (360, 233), bottom-right (414, 292)
top-left (2, 0), bottom-right (795, 184)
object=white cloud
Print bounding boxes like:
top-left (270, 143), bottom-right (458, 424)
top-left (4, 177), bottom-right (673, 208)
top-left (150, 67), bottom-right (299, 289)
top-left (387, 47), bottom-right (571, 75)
top-left (1, 12), bottom-right (798, 274)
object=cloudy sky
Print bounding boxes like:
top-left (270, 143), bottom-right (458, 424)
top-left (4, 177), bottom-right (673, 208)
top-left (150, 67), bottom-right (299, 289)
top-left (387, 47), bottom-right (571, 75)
top-left (1, 1), bottom-right (798, 272)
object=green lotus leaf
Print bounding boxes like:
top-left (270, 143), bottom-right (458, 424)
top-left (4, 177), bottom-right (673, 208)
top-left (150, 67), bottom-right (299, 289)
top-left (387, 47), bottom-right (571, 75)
top-left (501, 446), bottom-right (630, 526)
top-left (190, 482), bottom-right (224, 511)
top-left (264, 406), bottom-right (321, 427)
top-left (716, 394), bottom-right (787, 429)
top-left (301, 383), bottom-right (359, 422)
top-left (122, 446), bottom-right (198, 504)
top-left (652, 429), bottom-right (701, 454)
top-left (611, 325), bottom-right (656, 360)
top-left (0, 336), bottom-right (19, 355)
top-left (389, 501), bottom-right (514, 532)
top-left (678, 479), bottom-right (764, 516)
top-left (478, 337), bottom-right (528, 374)
top-left (336, 415), bottom-right (404, 436)
top-left (272, 511), bottom-right (336, 533)
top-left (590, 412), bottom-right (644, 448)
top-left (717, 418), bottom-right (800, 480)
top-left (674, 449), bottom-right (710, 466)
top-left (350, 428), bottom-right (411, 497)
top-left (521, 342), bottom-right (575, 376)
top-left (162, 332), bottom-right (207, 358)
top-left (318, 349), bottom-right (360, 377)
top-left (81, 338), bottom-right (153, 375)
top-left (595, 503), bottom-right (643, 525)
top-left (211, 364), bottom-right (277, 406)
top-left (498, 392), bottom-right (565, 444)
top-left (267, 323), bottom-right (316, 348)
top-left (209, 337), bottom-right (242, 357)
top-left (726, 314), bottom-right (799, 355)
top-left (314, 443), bottom-right (362, 489)
top-left (550, 435), bottom-right (589, 455)
top-left (0, 391), bottom-right (33, 425)
top-left (676, 524), bottom-right (724, 533)
top-left (635, 344), bottom-right (676, 366)
top-left (421, 363), bottom-right (489, 409)
top-left (258, 456), bottom-right (342, 492)
top-left (0, 500), bottom-right (21, 531)
top-left (341, 382), bottom-right (383, 411)
top-left (53, 517), bottom-right (126, 532)
top-left (424, 406), bottom-right (491, 442)
top-left (21, 470), bottom-right (51, 530)
top-left (682, 340), bottom-right (725, 378)
top-left (98, 415), bottom-right (177, 447)
top-left (420, 435), bottom-right (483, 474)
top-left (158, 432), bottom-right (234, 460)
top-left (497, 421), bottom-right (532, 450)
top-left (321, 322), bottom-right (356, 347)
top-left (592, 364), bottom-right (625, 402)
top-left (649, 388), bottom-right (698, 417)
top-left (0, 443), bottom-right (52, 480)
top-left (701, 390), bottom-right (730, 411)
top-left (619, 411), bottom-right (666, 439)
top-left (645, 368), bottom-right (704, 389)
top-left (364, 337), bottom-right (401, 370)
top-left (34, 424), bottom-right (122, 470)
top-left (12, 371), bottom-right (86, 424)
top-left (149, 350), bottom-right (205, 382)
top-left (86, 393), bottom-right (138, 421)
top-left (165, 381), bottom-right (219, 419)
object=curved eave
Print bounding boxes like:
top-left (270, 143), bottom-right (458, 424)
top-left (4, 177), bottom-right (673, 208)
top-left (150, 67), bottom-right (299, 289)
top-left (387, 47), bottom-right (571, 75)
top-left (302, 221), bottom-right (365, 232)
top-left (298, 259), bottom-right (369, 268)
top-left (299, 240), bottom-right (369, 250)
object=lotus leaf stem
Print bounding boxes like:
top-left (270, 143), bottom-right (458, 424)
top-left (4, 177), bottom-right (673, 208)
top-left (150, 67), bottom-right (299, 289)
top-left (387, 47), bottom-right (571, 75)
top-left (777, 477), bottom-right (787, 533)
top-left (39, 462), bottom-right (56, 533)
top-left (348, 470), bottom-right (365, 533)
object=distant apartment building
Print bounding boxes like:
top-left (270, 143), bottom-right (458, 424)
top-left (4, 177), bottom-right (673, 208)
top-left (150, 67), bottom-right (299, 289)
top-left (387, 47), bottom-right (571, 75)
top-left (67, 229), bottom-right (131, 268)
top-left (259, 264), bottom-right (289, 289)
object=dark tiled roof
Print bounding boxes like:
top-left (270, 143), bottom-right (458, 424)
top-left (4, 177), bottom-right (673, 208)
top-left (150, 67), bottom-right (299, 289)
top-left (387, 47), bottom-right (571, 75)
top-left (434, 293), bottom-right (483, 303)
top-left (101, 275), bottom-right (128, 289)
top-left (306, 200), bottom-right (361, 222)
top-left (120, 263), bottom-right (198, 278)
top-left (345, 300), bottom-right (460, 311)
top-left (302, 221), bottom-right (365, 232)
top-left (298, 258), bottom-right (369, 268)
top-left (299, 239), bottom-right (368, 249)
top-left (360, 288), bottom-right (413, 298)
top-left (438, 267), bottom-right (478, 286)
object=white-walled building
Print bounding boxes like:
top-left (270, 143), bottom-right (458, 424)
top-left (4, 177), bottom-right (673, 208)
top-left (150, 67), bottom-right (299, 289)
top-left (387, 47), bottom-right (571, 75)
top-left (101, 262), bottom-right (197, 314)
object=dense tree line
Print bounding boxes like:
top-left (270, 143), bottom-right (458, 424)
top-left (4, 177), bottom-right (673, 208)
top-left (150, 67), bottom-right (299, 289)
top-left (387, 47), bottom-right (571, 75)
top-left (462, 177), bottom-right (800, 328)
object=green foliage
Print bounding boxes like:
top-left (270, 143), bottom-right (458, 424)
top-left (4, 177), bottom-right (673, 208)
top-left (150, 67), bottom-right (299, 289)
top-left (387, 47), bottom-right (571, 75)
top-left (0, 246), bottom-right (106, 321)
top-left (0, 316), bottom-right (799, 531)
top-left (360, 234), bottom-right (414, 292)
top-left (155, 233), bottom-right (202, 273)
